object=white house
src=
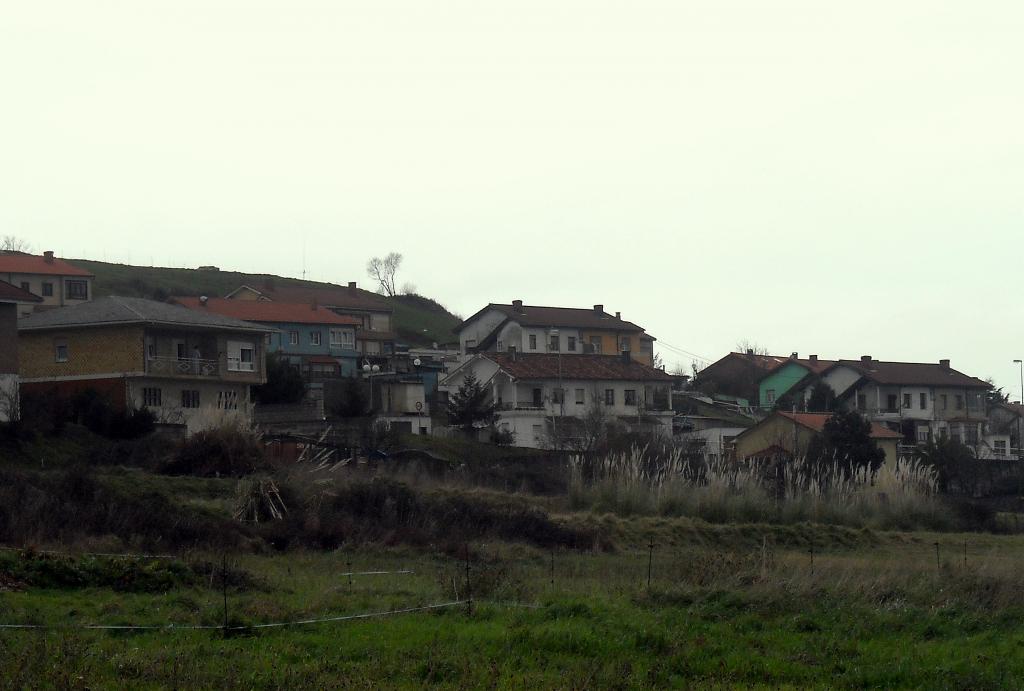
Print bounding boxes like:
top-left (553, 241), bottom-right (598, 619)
top-left (456, 301), bottom-right (656, 366)
top-left (440, 351), bottom-right (674, 449)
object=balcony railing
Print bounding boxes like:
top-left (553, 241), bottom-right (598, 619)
top-left (147, 356), bottom-right (219, 377)
top-left (227, 357), bottom-right (256, 373)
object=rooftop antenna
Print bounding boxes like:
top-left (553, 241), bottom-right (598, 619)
top-left (302, 237), bottom-right (307, 280)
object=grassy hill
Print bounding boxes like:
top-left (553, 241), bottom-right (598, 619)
top-left (71, 259), bottom-right (461, 347)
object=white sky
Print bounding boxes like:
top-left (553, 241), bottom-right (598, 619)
top-left (3, 1), bottom-right (1023, 392)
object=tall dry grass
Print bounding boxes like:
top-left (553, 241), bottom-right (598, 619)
top-left (568, 445), bottom-right (964, 531)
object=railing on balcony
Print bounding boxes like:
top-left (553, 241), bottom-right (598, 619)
top-left (496, 403), bottom-right (547, 411)
top-left (147, 356), bottom-right (219, 377)
top-left (227, 357), bottom-right (256, 373)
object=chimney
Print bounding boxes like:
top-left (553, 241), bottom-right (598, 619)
top-left (809, 354), bottom-right (818, 362)
top-left (939, 359), bottom-right (950, 369)
top-left (43, 250), bottom-right (54, 264)
top-left (746, 349), bottom-right (754, 355)
top-left (594, 304), bottom-right (604, 316)
top-left (512, 299), bottom-right (524, 313)
top-left (790, 352), bottom-right (798, 359)
top-left (861, 355), bottom-right (872, 362)
top-left (348, 281), bottom-right (357, 290)
top-left (615, 311), bottom-right (621, 319)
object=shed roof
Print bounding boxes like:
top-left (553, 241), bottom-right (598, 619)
top-left (461, 303), bottom-right (645, 333)
top-left (18, 296), bottom-right (271, 333)
top-left (172, 296), bottom-right (360, 326)
top-left (486, 352), bottom-right (673, 382)
top-left (0, 280), bottom-right (42, 304)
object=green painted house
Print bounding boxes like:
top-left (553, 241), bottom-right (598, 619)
top-left (757, 354), bottom-right (834, 408)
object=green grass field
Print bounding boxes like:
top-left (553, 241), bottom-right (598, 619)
top-left (2, 531), bottom-right (1023, 689)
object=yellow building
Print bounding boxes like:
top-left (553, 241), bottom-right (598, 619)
top-left (733, 411), bottom-right (901, 466)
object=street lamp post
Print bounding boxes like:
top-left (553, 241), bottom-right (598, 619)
top-left (1015, 360), bottom-right (1024, 460)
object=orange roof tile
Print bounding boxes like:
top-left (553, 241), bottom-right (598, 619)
top-left (776, 411), bottom-right (903, 439)
top-left (0, 253), bottom-right (93, 278)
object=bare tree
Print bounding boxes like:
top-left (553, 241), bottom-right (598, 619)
top-left (366, 252), bottom-right (402, 296)
top-left (1, 235), bottom-right (32, 253)
top-left (735, 339), bottom-right (770, 355)
top-left (400, 282), bottom-right (417, 296)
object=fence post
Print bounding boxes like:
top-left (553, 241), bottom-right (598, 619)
top-left (550, 548), bottom-right (555, 589)
top-left (221, 553), bottom-right (229, 637)
top-left (934, 541), bottom-right (940, 570)
top-left (464, 543), bottom-right (472, 616)
top-left (963, 540), bottom-right (967, 569)
top-left (809, 545), bottom-right (814, 575)
top-left (647, 540), bottom-right (654, 590)
top-left (347, 560), bottom-right (353, 589)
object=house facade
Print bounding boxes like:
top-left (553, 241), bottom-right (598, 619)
top-left (440, 352), bottom-right (674, 449)
top-left (816, 357), bottom-right (996, 454)
top-left (0, 281), bottom-right (42, 421)
top-left (172, 297), bottom-right (361, 380)
top-left (18, 297), bottom-right (271, 434)
top-left (0, 251), bottom-right (94, 317)
top-left (695, 350), bottom-right (834, 408)
top-left (457, 301), bottom-right (656, 366)
top-left (225, 281), bottom-right (394, 365)
top-left (733, 411), bottom-right (902, 466)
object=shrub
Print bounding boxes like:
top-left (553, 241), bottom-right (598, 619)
top-left (162, 427), bottom-right (266, 477)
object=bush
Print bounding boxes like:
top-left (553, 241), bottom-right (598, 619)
top-left (162, 427), bottom-right (266, 477)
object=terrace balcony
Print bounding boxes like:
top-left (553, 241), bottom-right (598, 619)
top-left (146, 355), bottom-right (220, 378)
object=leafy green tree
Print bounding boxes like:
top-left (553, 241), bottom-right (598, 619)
top-left (446, 372), bottom-right (498, 435)
top-left (805, 381), bottom-right (836, 412)
top-left (254, 353), bottom-right (306, 404)
top-left (328, 376), bottom-right (370, 417)
top-left (918, 436), bottom-right (978, 494)
top-left (806, 410), bottom-right (886, 481)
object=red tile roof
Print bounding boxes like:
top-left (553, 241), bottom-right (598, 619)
top-left (0, 280), bottom-right (42, 303)
top-left (830, 359), bottom-right (990, 389)
top-left (726, 352), bottom-right (836, 375)
top-left (776, 411), bottom-right (903, 439)
top-left (227, 283), bottom-right (391, 313)
top-left (486, 353), bottom-right (673, 382)
top-left (464, 304), bottom-right (645, 332)
top-left (172, 297), bottom-right (360, 326)
top-left (0, 253), bottom-right (93, 277)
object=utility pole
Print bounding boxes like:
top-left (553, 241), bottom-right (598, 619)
top-left (1015, 360), bottom-right (1024, 459)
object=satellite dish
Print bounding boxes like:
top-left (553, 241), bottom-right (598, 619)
top-left (413, 358), bottom-right (422, 367)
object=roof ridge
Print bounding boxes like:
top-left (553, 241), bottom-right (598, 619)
top-left (110, 295), bottom-right (147, 321)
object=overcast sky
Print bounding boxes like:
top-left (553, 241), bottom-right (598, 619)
top-left (3, 2), bottom-right (1023, 392)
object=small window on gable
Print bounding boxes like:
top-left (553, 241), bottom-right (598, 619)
top-left (42, 282), bottom-right (54, 297)
top-left (54, 340), bottom-right (69, 363)
top-left (528, 335), bottom-right (537, 350)
top-left (310, 331), bottom-right (322, 346)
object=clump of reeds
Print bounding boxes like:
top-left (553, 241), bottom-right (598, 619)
top-left (568, 446), bottom-right (951, 530)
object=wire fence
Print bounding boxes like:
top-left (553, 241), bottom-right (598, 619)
top-left (0, 536), bottom-right (1016, 634)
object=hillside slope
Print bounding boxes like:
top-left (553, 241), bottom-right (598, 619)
top-left (71, 259), bottom-right (461, 347)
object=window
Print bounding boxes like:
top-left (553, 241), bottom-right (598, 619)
top-left (287, 331), bottom-right (298, 345)
top-left (552, 388), bottom-right (564, 404)
top-left (65, 280), bottom-right (88, 300)
top-left (227, 341), bottom-right (256, 372)
top-left (965, 426), bottom-right (979, 446)
top-left (941, 394), bottom-right (948, 410)
top-left (310, 331), bottom-right (322, 346)
top-left (590, 336), bottom-right (602, 354)
top-left (496, 340), bottom-right (503, 352)
top-left (42, 282), bottom-right (53, 297)
top-left (624, 389), bottom-right (637, 405)
top-left (567, 337), bottom-right (576, 352)
top-left (528, 335), bottom-right (537, 350)
top-left (218, 390), bottom-right (238, 410)
top-left (549, 335), bottom-right (559, 351)
top-left (604, 389), bottom-right (615, 405)
top-left (575, 388), bottom-right (585, 405)
top-left (766, 389), bottom-right (776, 405)
top-left (995, 440), bottom-right (1007, 456)
top-left (857, 393), bottom-right (867, 410)
top-left (330, 329), bottom-right (354, 348)
top-left (619, 337), bottom-right (630, 352)
top-left (886, 394), bottom-right (898, 412)
top-left (920, 393), bottom-right (927, 409)
top-left (142, 387), bottom-right (162, 407)
top-left (54, 341), bottom-right (68, 362)
top-left (532, 388), bottom-right (543, 407)
top-left (916, 426), bottom-right (930, 443)
top-left (903, 393), bottom-right (912, 409)
top-left (181, 390), bottom-right (200, 408)
top-left (532, 424), bottom-right (542, 439)
top-left (955, 394), bottom-right (964, 411)
top-left (20, 281), bottom-right (30, 292)
top-left (264, 333), bottom-right (272, 346)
